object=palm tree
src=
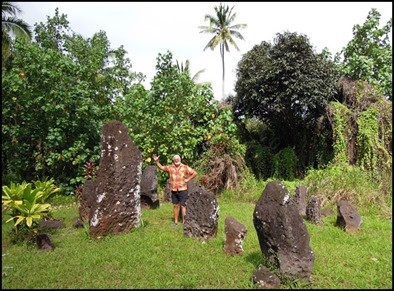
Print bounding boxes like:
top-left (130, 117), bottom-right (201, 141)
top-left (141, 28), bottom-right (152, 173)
top-left (176, 59), bottom-right (206, 83)
top-left (2, 1), bottom-right (32, 63)
top-left (198, 3), bottom-right (247, 99)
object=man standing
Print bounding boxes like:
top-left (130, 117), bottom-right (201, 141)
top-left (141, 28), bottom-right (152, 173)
top-left (152, 153), bottom-right (197, 227)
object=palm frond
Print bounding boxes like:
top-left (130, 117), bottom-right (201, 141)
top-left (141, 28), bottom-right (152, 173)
top-left (192, 68), bottom-right (206, 82)
top-left (176, 59), bottom-right (205, 83)
top-left (2, 1), bottom-right (32, 63)
top-left (2, 2), bottom-right (22, 16)
top-left (2, 16), bottom-right (32, 39)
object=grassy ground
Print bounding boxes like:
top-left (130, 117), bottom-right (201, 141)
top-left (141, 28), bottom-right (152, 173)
top-left (1, 200), bottom-right (392, 289)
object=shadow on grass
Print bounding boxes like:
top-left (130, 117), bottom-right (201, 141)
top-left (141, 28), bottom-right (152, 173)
top-left (245, 250), bottom-right (264, 267)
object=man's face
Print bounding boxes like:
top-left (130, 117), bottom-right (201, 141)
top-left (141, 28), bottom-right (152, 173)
top-left (173, 155), bottom-right (181, 166)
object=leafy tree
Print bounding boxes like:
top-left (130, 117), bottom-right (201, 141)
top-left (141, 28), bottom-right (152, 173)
top-left (199, 2), bottom-right (247, 99)
top-left (114, 51), bottom-right (246, 189)
top-left (233, 31), bottom-right (338, 176)
top-left (1, 1), bottom-right (32, 63)
top-left (2, 9), bottom-right (142, 191)
top-left (335, 8), bottom-right (392, 100)
top-left (115, 51), bottom-right (218, 173)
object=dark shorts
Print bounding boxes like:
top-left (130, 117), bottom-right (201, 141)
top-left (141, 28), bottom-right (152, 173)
top-left (171, 190), bottom-right (188, 206)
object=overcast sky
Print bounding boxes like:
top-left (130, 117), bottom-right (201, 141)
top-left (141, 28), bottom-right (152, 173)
top-left (15, 2), bottom-right (392, 100)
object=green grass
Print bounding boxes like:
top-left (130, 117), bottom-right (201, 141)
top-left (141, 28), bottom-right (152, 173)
top-left (2, 200), bottom-right (392, 289)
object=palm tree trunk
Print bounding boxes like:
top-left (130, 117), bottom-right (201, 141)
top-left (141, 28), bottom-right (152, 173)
top-left (220, 43), bottom-right (225, 99)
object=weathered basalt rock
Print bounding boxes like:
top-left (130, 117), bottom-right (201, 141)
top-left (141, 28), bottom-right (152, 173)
top-left (252, 265), bottom-right (281, 289)
top-left (253, 181), bottom-right (314, 282)
top-left (335, 199), bottom-right (362, 232)
top-left (38, 217), bottom-right (66, 232)
top-left (183, 186), bottom-right (219, 241)
top-left (224, 215), bottom-right (247, 256)
top-left (79, 180), bottom-right (96, 222)
top-left (292, 185), bottom-right (308, 218)
top-left (164, 181), bottom-right (171, 202)
top-left (89, 120), bottom-right (142, 239)
top-left (321, 208), bottom-right (335, 217)
top-left (140, 165), bottom-right (159, 209)
top-left (306, 195), bottom-right (322, 224)
top-left (36, 234), bottom-right (55, 251)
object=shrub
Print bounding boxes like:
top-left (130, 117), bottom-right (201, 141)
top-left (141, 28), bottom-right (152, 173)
top-left (273, 147), bottom-right (298, 181)
top-left (2, 178), bottom-right (60, 239)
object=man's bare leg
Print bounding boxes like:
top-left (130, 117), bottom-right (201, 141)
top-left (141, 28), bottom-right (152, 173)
top-left (181, 205), bottom-right (186, 223)
top-left (173, 204), bottom-right (180, 224)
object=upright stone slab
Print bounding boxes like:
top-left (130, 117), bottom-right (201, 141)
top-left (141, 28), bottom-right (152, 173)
top-left (140, 165), bottom-right (159, 209)
top-left (38, 218), bottom-right (66, 232)
top-left (187, 179), bottom-right (198, 196)
top-left (79, 180), bottom-right (96, 222)
top-left (335, 199), bottom-right (362, 233)
top-left (253, 181), bottom-right (314, 282)
top-left (164, 181), bottom-right (172, 202)
top-left (291, 185), bottom-right (308, 218)
top-left (183, 186), bottom-right (219, 241)
top-left (321, 208), bottom-right (335, 217)
top-left (89, 120), bottom-right (142, 239)
top-left (36, 234), bottom-right (55, 251)
top-left (224, 215), bottom-right (247, 256)
top-left (306, 195), bottom-right (322, 224)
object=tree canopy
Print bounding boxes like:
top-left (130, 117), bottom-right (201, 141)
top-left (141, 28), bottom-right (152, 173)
top-left (2, 9), bottom-right (143, 189)
top-left (233, 31), bottom-right (338, 174)
top-left (335, 8), bottom-right (392, 100)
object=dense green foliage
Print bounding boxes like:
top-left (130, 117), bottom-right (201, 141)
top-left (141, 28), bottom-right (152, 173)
top-left (327, 77), bottom-right (392, 184)
top-left (2, 9), bottom-right (143, 192)
top-left (116, 50), bottom-right (218, 164)
top-left (2, 8), bottom-right (245, 192)
top-left (113, 51), bottom-right (244, 185)
top-left (272, 147), bottom-right (299, 181)
top-left (335, 8), bottom-right (392, 100)
top-left (245, 142), bottom-right (273, 180)
top-left (233, 31), bottom-right (338, 176)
